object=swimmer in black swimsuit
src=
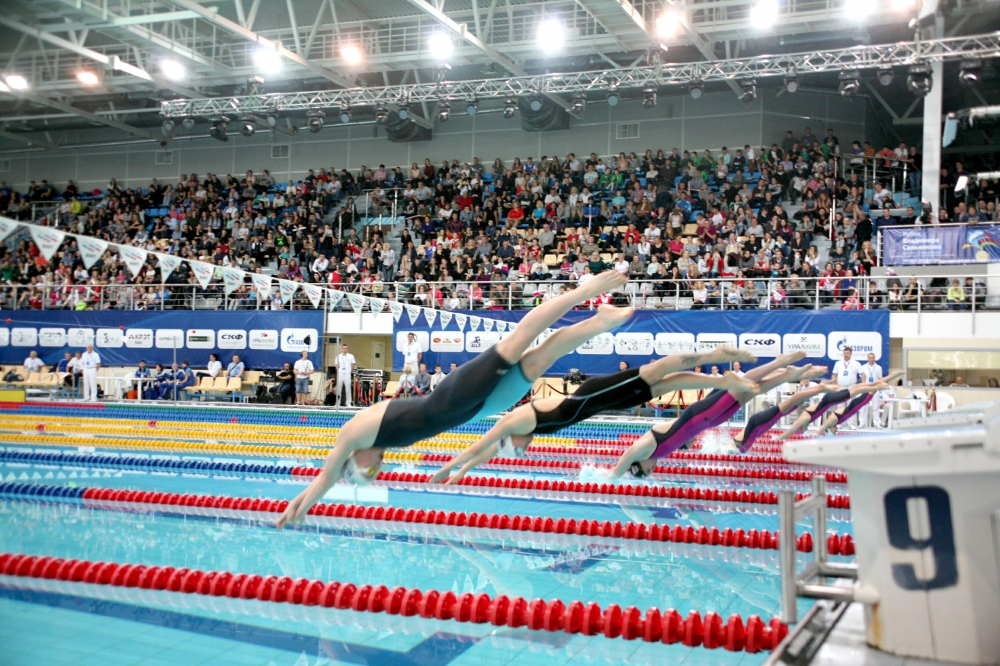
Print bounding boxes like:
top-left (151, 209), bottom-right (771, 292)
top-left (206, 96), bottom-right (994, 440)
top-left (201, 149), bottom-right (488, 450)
top-left (812, 372), bottom-right (902, 436)
top-left (277, 270), bottom-right (630, 527)
top-left (428, 346), bottom-right (761, 484)
top-left (773, 376), bottom-right (899, 441)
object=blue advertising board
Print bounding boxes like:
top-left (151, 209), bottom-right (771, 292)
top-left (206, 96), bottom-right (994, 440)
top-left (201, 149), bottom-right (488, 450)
top-left (393, 309), bottom-right (890, 377)
top-left (0, 311), bottom-right (324, 369)
top-left (882, 224), bottom-right (1000, 266)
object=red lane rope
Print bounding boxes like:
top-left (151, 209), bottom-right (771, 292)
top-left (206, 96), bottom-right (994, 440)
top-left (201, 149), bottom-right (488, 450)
top-left (0, 551), bottom-right (790, 651)
top-left (75, 486), bottom-right (855, 555)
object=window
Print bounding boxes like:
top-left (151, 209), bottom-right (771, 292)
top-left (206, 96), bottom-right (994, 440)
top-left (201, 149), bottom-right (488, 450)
top-left (904, 348), bottom-right (1000, 388)
top-left (155, 151), bottom-right (173, 165)
top-left (271, 144), bottom-right (290, 159)
top-left (616, 123), bottom-right (639, 140)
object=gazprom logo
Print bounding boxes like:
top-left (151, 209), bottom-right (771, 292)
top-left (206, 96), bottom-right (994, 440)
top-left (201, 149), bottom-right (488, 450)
top-left (827, 331), bottom-right (882, 360)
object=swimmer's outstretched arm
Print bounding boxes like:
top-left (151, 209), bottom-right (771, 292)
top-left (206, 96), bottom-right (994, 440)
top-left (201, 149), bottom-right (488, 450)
top-left (429, 405), bottom-right (537, 483)
top-left (607, 427), bottom-right (663, 478)
top-left (814, 380), bottom-right (893, 435)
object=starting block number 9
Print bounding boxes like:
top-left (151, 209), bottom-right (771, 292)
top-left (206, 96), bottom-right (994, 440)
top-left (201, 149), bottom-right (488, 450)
top-left (883, 486), bottom-right (958, 591)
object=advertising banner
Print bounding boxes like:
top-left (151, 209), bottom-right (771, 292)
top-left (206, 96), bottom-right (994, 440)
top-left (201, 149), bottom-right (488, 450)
top-left (882, 225), bottom-right (1000, 266)
top-left (0, 311), bottom-right (323, 369)
top-left (393, 310), bottom-right (889, 376)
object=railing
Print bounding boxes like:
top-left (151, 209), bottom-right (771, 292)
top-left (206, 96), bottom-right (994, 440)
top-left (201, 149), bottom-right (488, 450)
top-left (835, 153), bottom-right (920, 197)
top-left (0, 273), bottom-right (991, 313)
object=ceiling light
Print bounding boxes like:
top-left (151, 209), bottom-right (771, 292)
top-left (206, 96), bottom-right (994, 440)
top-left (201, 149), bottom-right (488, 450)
top-left (162, 119), bottom-right (175, 132)
top-left (428, 32), bottom-right (453, 60)
top-left (341, 44), bottom-right (362, 65)
top-left (843, 0), bottom-right (873, 20)
top-left (239, 115), bottom-right (256, 137)
top-left (959, 59), bottom-right (982, 87)
top-left (437, 101), bottom-right (451, 122)
top-left (375, 104), bottom-right (389, 124)
top-left (528, 95), bottom-right (544, 112)
top-left (655, 10), bottom-right (680, 37)
top-left (503, 98), bottom-right (517, 118)
top-left (264, 113), bottom-right (278, 127)
top-left (783, 70), bottom-right (798, 93)
top-left (308, 110), bottom-right (325, 132)
top-left (606, 86), bottom-right (620, 106)
top-left (160, 60), bottom-right (186, 81)
top-left (182, 117), bottom-right (196, 130)
top-left (538, 18), bottom-right (564, 54)
top-left (76, 71), bottom-right (99, 86)
top-left (254, 47), bottom-right (282, 74)
top-left (739, 79), bottom-right (757, 103)
top-left (570, 93), bottom-right (586, 115)
top-left (906, 63), bottom-right (932, 97)
top-left (338, 106), bottom-right (352, 124)
top-left (4, 75), bottom-right (28, 91)
top-left (838, 70), bottom-right (861, 97)
top-left (750, 0), bottom-right (779, 29)
top-left (465, 99), bottom-right (478, 115)
top-left (689, 81), bottom-right (704, 99)
top-left (878, 65), bottom-right (894, 86)
top-left (397, 103), bottom-right (410, 121)
top-left (209, 117), bottom-right (229, 143)
top-left (642, 86), bottom-right (656, 108)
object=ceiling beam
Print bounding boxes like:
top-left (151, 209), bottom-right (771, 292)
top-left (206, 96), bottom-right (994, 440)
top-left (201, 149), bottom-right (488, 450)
top-left (674, 2), bottom-right (743, 97)
top-left (3, 91), bottom-right (153, 138)
top-left (0, 128), bottom-right (57, 150)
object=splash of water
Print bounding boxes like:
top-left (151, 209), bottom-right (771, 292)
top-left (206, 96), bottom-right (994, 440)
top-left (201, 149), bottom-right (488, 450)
top-left (578, 462), bottom-right (614, 481)
top-left (697, 428), bottom-right (738, 454)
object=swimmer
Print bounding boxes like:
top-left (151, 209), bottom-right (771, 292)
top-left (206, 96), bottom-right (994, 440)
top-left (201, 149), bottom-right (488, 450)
top-left (773, 372), bottom-right (901, 441)
top-left (812, 371), bottom-right (904, 436)
top-left (609, 351), bottom-right (814, 479)
top-left (429, 346), bottom-right (760, 484)
top-left (721, 379), bottom-right (840, 453)
top-left (276, 270), bottom-right (628, 527)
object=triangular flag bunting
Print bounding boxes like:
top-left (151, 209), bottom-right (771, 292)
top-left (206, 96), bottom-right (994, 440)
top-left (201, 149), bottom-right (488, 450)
top-left (0, 217), bottom-right (18, 242)
top-left (29, 225), bottom-right (66, 261)
top-left (303, 283), bottom-right (324, 309)
top-left (405, 304), bottom-right (421, 326)
top-left (278, 280), bottom-right (299, 304)
top-left (496, 321), bottom-right (507, 333)
top-left (424, 308), bottom-right (437, 327)
top-left (250, 273), bottom-right (272, 299)
top-left (157, 254), bottom-right (182, 282)
top-left (76, 235), bottom-right (109, 270)
top-left (454, 313), bottom-right (467, 331)
top-left (483, 319), bottom-right (494, 332)
top-left (388, 301), bottom-right (404, 322)
top-left (327, 289), bottom-right (344, 309)
top-left (348, 293), bottom-right (367, 314)
top-left (439, 311), bottom-right (453, 329)
top-left (470, 316), bottom-right (481, 331)
top-left (118, 245), bottom-right (148, 279)
top-left (222, 267), bottom-right (246, 295)
top-left (370, 297), bottom-right (386, 318)
top-left (190, 261), bottom-right (216, 288)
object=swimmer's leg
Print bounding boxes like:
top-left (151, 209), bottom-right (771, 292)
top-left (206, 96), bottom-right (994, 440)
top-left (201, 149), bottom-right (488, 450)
top-left (518, 305), bottom-right (633, 381)
top-left (636, 346), bottom-right (757, 385)
top-left (648, 371), bottom-right (759, 397)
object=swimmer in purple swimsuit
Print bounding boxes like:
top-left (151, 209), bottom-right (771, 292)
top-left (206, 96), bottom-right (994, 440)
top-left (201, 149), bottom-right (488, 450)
top-left (812, 372), bottom-right (903, 436)
top-left (722, 379), bottom-right (840, 453)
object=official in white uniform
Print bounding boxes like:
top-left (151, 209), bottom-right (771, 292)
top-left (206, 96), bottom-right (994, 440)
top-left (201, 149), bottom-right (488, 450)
top-left (859, 352), bottom-right (885, 427)
top-left (832, 346), bottom-right (863, 428)
top-left (334, 344), bottom-right (356, 407)
top-left (402, 333), bottom-right (422, 370)
top-left (80, 344), bottom-right (101, 401)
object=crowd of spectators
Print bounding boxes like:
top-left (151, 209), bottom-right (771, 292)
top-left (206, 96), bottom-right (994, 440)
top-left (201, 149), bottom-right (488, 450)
top-left (0, 128), bottom-right (997, 312)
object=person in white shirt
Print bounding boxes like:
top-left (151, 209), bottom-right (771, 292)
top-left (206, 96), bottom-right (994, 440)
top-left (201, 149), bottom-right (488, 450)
top-left (832, 346), bottom-right (864, 428)
top-left (402, 333), bottom-right (422, 371)
top-left (199, 353), bottom-right (223, 379)
top-left (429, 364), bottom-right (447, 391)
top-left (23, 351), bottom-right (43, 374)
top-left (731, 361), bottom-right (745, 377)
top-left (334, 344), bottom-right (356, 407)
top-left (859, 352), bottom-right (885, 427)
top-left (80, 344), bottom-right (101, 401)
top-left (293, 351), bottom-right (315, 405)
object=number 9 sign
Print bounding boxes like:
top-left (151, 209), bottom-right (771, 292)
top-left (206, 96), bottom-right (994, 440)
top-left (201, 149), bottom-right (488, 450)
top-left (883, 486), bottom-right (958, 591)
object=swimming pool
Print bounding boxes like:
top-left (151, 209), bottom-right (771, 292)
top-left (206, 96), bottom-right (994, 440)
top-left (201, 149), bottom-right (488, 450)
top-left (0, 402), bottom-right (850, 666)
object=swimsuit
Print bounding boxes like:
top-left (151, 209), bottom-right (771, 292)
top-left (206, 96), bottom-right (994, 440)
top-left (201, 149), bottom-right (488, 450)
top-left (531, 368), bottom-right (653, 435)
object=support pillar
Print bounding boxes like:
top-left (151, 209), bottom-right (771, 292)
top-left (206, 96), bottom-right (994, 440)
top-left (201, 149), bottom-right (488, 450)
top-left (920, 59), bottom-right (944, 219)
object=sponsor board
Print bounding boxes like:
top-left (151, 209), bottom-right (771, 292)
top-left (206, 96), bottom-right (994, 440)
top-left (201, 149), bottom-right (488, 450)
top-left (96, 328), bottom-right (124, 348)
top-left (124, 329), bottom-right (153, 349)
top-left (466, 331), bottom-right (500, 353)
top-left (395, 331), bottom-right (429, 353)
top-left (827, 331), bottom-right (883, 360)
top-left (67, 328), bottom-right (94, 347)
top-left (0, 329), bottom-right (8, 347)
top-left (782, 333), bottom-right (827, 358)
top-left (11, 328), bottom-right (37, 347)
top-left (654, 332), bottom-right (696, 355)
top-left (430, 332), bottom-right (464, 353)
top-left (614, 332), bottom-right (654, 355)
top-left (738, 333), bottom-right (781, 357)
top-left (280, 328), bottom-right (318, 353)
top-left (218, 329), bottom-right (247, 350)
top-left (577, 332), bottom-right (615, 355)
top-left (38, 328), bottom-right (66, 347)
top-left (696, 333), bottom-right (738, 352)
top-left (249, 330), bottom-right (278, 351)
top-left (155, 329), bottom-right (184, 349)
top-left (186, 329), bottom-right (216, 350)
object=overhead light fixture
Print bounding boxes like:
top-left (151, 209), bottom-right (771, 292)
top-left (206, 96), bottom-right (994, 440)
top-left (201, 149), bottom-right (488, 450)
top-left (437, 101), bottom-right (451, 122)
top-left (253, 47), bottom-right (282, 74)
top-left (877, 65), bottom-right (894, 86)
top-left (655, 10), bottom-right (680, 37)
top-left (182, 117), bottom-right (196, 130)
top-left (783, 70), bottom-right (798, 93)
top-left (906, 63), bottom-right (932, 97)
top-left (750, 0), bottom-right (779, 29)
top-left (338, 106), bottom-right (351, 124)
top-left (959, 59), bottom-right (982, 87)
top-left (264, 113), bottom-right (278, 127)
top-left (642, 86), bottom-right (656, 108)
top-left (397, 103), bottom-right (410, 121)
top-left (428, 32), bottom-right (453, 60)
top-left (4, 74), bottom-right (28, 91)
top-left (739, 79), bottom-right (757, 103)
top-left (239, 115), bottom-right (256, 137)
top-left (162, 119), bottom-right (175, 132)
top-left (689, 81), bottom-right (704, 99)
top-left (503, 97), bottom-right (517, 118)
top-left (76, 71), bottom-right (100, 86)
top-left (538, 18), bottom-right (564, 54)
top-left (341, 44), bottom-right (363, 65)
top-left (528, 95), bottom-right (544, 112)
top-left (843, 0), bottom-right (873, 20)
top-left (160, 60), bottom-right (186, 81)
top-left (606, 86), bottom-right (620, 106)
top-left (570, 93), bottom-right (586, 115)
top-left (375, 104), bottom-right (389, 124)
top-left (209, 117), bottom-right (229, 142)
top-left (838, 70), bottom-right (861, 97)
top-left (308, 110), bottom-right (325, 132)
top-left (465, 98), bottom-right (478, 115)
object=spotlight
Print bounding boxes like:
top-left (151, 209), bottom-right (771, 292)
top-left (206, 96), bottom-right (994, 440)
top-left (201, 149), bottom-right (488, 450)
top-left (397, 103), bottom-right (410, 121)
top-left (838, 70), bottom-right (861, 97)
top-left (428, 32), bottom-right (453, 60)
top-left (465, 99), bottom-right (478, 116)
top-left (783, 70), bottom-right (798, 93)
top-left (642, 86), bottom-right (656, 108)
top-left (570, 93), bottom-right (586, 115)
top-left (160, 60), bottom-right (186, 81)
top-left (76, 71), bottom-right (99, 86)
top-left (209, 117), bottom-right (229, 142)
top-left (437, 101), bottom-right (451, 122)
top-left (239, 115), bottom-right (256, 137)
top-left (538, 18), bottom-right (564, 54)
top-left (162, 119), bottom-right (175, 132)
top-left (689, 81), bottom-right (704, 99)
top-left (906, 63), bottom-right (932, 97)
top-left (606, 86), bottom-right (620, 106)
top-left (750, 0), bottom-right (778, 29)
top-left (528, 95), bottom-right (544, 112)
top-left (503, 98), bottom-right (517, 118)
top-left (254, 48), bottom-right (281, 74)
top-left (877, 65), bottom-right (894, 86)
top-left (264, 113), bottom-right (278, 127)
top-left (4, 74), bottom-right (28, 91)
top-left (843, 0), bottom-right (873, 20)
top-left (655, 10), bottom-right (680, 37)
top-left (308, 110), bottom-right (325, 132)
top-left (959, 59), bottom-right (981, 87)
top-left (375, 104), bottom-right (389, 124)
top-left (738, 80), bottom-right (757, 103)
top-left (339, 106), bottom-right (352, 124)
top-left (341, 44), bottom-right (363, 65)
top-left (182, 117), bottom-right (196, 130)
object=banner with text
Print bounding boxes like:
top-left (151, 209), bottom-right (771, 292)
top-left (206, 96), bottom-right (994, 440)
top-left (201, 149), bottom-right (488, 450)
top-left (393, 310), bottom-right (889, 376)
top-left (881, 224), bottom-right (1000, 266)
top-left (0, 311), bottom-right (324, 369)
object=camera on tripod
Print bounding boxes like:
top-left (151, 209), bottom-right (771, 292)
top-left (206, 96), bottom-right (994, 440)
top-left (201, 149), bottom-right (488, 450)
top-left (563, 368), bottom-right (588, 385)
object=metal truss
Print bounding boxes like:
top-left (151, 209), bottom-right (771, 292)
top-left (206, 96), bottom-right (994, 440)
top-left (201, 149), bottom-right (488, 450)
top-left (161, 31), bottom-right (1000, 118)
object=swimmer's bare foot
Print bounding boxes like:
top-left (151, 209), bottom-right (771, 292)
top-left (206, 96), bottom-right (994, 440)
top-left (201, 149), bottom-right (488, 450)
top-left (796, 365), bottom-right (829, 382)
top-left (596, 304), bottom-right (634, 328)
top-left (583, 269), bottom-right (628, 296)
top-left (819, 379), bottom-right (841, 392)
top-left (709, 345), bottom-right (757, 365)
top-left (723, 371), bottom-right (760, 394)
top-left (776, 351), bottom-right (808, 366)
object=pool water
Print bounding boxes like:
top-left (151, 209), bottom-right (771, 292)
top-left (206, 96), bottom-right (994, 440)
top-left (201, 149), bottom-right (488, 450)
top-left (0, 404), bottom-right (847, 666)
